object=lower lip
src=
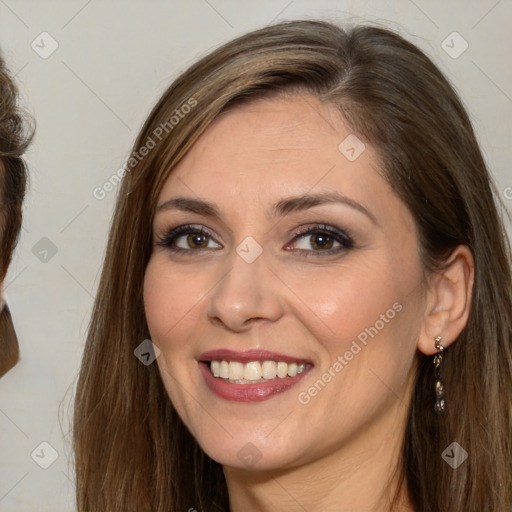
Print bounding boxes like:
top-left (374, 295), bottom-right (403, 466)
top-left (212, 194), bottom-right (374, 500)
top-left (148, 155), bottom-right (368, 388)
top-left (198, 362), bottom-right (311, 402)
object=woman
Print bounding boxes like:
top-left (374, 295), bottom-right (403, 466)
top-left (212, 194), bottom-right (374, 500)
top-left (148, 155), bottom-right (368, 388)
top-left (73, 20), bottom-right (512, 511)
top-left (0, 54), bottom-right (32, 378)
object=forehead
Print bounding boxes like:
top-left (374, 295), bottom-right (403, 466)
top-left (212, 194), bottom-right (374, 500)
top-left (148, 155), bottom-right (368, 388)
top-left (178, 94), bottom-right (351, 171)
top-left (157, 94), bottom-right (403, 225)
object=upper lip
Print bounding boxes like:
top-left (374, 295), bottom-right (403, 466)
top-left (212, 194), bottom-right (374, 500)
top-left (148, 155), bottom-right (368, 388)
top-left (199, 349), bottom-right (313, 365)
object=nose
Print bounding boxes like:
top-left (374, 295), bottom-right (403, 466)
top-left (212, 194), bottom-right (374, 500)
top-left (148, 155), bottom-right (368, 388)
top-left (206, 247), bottom-right (284, 332)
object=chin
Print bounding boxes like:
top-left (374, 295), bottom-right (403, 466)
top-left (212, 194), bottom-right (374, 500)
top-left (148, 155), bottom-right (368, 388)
top-left (198, 432), bottom-right (308, 473)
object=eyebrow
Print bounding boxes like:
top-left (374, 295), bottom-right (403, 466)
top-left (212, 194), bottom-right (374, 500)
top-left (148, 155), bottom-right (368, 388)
top-left (156, 191), bottom-right (377, 225)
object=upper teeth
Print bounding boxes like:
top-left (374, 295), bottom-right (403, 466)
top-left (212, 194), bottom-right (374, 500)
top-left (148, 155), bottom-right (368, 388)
top-left (210, 360), bottom-right (307, 381)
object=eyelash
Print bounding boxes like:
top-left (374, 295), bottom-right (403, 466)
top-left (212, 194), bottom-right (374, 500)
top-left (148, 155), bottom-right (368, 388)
top-left (289, 224), bottom-right (354, 256)
top-left (156, 223), bottom-right (355, 257)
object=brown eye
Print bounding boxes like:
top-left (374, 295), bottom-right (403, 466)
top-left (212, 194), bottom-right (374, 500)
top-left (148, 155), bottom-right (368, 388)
top-left (286, 224), bottom-right (354, 256)
top-left (293, 231), bottom-right (342, 251)
top-left (309, 233), bottom-right (335, 250)
top-left (187, 232), bottom-right (209, 249)
top-left (157, 224), bottom-right (222, 253)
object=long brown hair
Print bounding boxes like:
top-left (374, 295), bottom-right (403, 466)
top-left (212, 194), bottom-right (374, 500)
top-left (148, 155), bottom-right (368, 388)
top-left (0, 53), bottom-right (32, 378)
top-left (73, 20), bottom-right (512, 511)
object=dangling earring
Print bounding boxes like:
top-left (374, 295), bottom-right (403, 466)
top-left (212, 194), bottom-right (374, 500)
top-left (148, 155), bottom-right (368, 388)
top-left (433, 336), bottom-right (445, 413)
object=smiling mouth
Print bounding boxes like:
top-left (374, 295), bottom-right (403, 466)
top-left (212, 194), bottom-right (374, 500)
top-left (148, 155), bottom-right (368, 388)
top-left (207, 360), bottom-right (310, 384)
top-left (198, 349), bottom-right (314, 401)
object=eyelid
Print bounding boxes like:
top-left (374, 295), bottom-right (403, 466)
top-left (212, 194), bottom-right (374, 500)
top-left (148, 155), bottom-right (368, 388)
top-left (284, 223), bottom-right (354, 254)
top-left (156, 223), bottom-right (222, 250)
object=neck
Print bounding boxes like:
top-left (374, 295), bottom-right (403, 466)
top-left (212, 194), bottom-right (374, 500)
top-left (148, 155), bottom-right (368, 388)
top-left (223, 400), bottom-right (414, 512)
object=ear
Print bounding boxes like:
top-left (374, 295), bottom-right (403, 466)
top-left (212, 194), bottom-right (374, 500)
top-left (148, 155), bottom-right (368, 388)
top-left (417, 245), bottom-right (475, 355)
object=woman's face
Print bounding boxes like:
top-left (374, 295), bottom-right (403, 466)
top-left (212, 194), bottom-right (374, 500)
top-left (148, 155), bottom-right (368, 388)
top-left (144, 94), bottom-right (428, 471)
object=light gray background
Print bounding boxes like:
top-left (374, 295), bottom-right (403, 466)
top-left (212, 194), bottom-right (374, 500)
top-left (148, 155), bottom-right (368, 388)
top-left (0, 0), bottom-right (511, 510)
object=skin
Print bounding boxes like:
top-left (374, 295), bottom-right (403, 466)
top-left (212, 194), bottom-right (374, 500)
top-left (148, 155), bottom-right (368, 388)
top-left (144, 94), bottom-right (474, 512)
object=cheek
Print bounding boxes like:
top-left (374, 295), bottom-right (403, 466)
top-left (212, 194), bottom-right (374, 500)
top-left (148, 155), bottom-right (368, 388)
top-left (281, 260), bottom-right (401, 350)
top-left (143, 256), bottom-right (205, 347)
top-left (143, 257), bottom-right (209, 425)
top-left (285, 258), bottom-right (421, 398)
